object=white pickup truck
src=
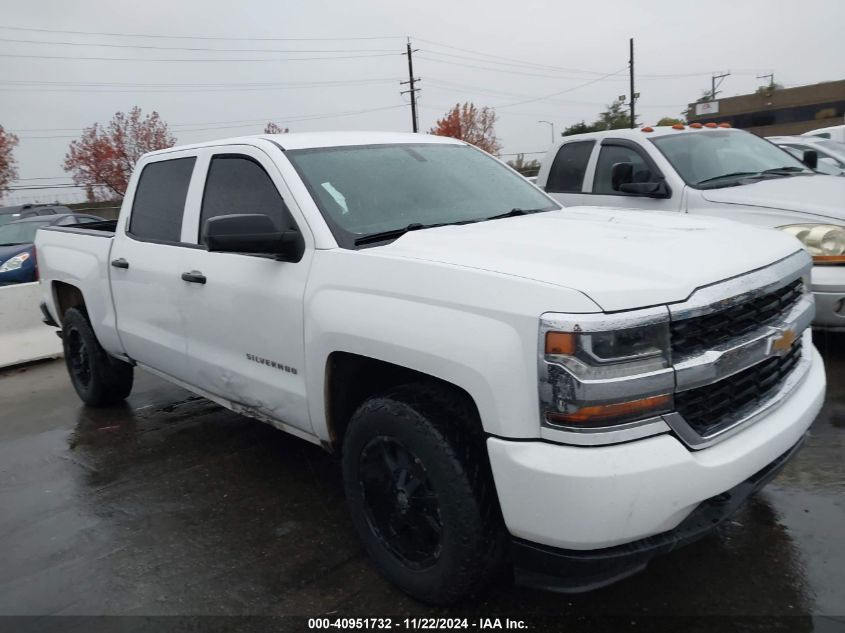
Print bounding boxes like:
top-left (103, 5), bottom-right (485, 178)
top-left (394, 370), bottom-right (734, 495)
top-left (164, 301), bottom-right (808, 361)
top-left (536, 125), bottom-right (845, 331)
top-left (36, 132), bottom-right (825, 604)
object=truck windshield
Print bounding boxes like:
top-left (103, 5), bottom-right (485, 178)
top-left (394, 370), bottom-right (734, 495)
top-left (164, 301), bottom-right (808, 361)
top-left (0, 220), bottom-right (52, 246)
top-left (650, 131), bottom-right (812, 189)
top-left (286, 143), bottom-right (558, 248)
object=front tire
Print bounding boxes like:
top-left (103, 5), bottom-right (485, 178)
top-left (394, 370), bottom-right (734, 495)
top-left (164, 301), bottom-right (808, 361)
top-left (341, 383), bottom-right (505, 605)
top-left (62, 307), bottom-right (134, 406)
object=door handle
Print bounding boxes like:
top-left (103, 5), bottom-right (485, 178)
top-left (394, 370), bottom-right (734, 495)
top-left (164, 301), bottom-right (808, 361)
top-left (111, 258), bottom-right (129, 269)
top-left (181, 270), bottom-right (207, 284)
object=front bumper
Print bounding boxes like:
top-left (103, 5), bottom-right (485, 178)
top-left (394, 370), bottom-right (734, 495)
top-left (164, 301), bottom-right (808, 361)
top-left (510, 436), bottom-right (805, 592)
top-left (812, 264), bottom-right (845, 331)
top-left (487, 344), bottom-right (825, 553)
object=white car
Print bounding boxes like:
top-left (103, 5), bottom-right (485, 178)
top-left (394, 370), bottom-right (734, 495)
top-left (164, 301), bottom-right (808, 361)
top-left (536, 125), bottom-right (845, 332)
top-left (802, 123), bottom-right (845, 143)
top-left (35, 132), bottom-right (824, 603)
top-left (768, 135), bottom-right (845, 175)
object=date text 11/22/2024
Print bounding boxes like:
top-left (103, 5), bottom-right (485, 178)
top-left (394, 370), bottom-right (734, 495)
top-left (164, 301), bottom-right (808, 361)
top-left (307, 618), bottom-right (527, 629)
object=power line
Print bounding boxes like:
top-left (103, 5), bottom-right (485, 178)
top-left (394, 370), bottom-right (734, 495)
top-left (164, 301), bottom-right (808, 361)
top-left (0, 25), bottom-right (405, 42)
top-left (415, 38), bottom-right (613, 76)
top-left (3, 77), bottom-right (394, 88)
top-left (0, 36), bottom-right (398, 53)
top-left (15, 105), bottom-right (407, 139)
top-left (495, 69), bottom-right (628, 110)
top-left (416, 54), bottom-right (607, 80)
top-left (0, 79), bottom-right (398, 94)
top-left (5, 183), bottom-right (103, 191)
top-left (0, 52), bottom-right (401, 63)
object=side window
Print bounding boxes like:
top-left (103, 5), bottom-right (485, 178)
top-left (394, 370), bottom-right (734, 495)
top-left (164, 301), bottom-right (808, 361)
top-left (593, 145), bottom-right (656, 195)
top-left (546, 141), bottom-right (594, 193)
top-left (129, 157), bottom-right (196, 242)
top-left (199, 155), bottom-right (293, 244)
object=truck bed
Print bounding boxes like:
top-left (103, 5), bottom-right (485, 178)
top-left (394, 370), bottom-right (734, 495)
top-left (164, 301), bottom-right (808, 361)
top-left (35, 220), bottom-right (123, 354)
top-left (41, 219), bottom-right (117, 237)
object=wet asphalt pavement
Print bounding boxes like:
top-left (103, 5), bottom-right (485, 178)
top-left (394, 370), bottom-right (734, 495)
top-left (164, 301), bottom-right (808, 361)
top-left (1, 335), bottom-right (844, 631)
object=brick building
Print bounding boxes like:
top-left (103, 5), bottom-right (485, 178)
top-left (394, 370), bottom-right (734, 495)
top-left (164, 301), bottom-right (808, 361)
top-left (687, 79), bottom-right (845, 136)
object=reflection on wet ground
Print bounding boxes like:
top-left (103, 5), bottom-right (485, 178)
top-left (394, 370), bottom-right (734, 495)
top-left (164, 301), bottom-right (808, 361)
top-left (0, 335), bottom-right (843, 628)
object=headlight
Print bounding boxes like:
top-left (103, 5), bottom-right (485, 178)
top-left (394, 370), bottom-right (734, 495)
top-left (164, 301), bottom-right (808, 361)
top-left (539, 312), bottom-right (674, 429)
top-left (779, 224), bottom-right (845, 263)
top-left (0, 252), bottom-right (30, 273)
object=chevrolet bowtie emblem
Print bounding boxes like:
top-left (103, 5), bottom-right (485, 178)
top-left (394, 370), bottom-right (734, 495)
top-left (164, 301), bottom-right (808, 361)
top-left (770, 328), bottom-right (797, 354)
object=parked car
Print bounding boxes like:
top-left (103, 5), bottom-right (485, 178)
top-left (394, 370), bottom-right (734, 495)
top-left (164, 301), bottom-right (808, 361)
top-left (777, 145), bottom-right (844, 176)
top-left (802, 123), bottom-right (845, 143)
top-left (0, 214), bottom-right (103, 285)
top-left (768, 135), bottom-right (845, 175)
top-left (36, 132), bottom-right (824, 604)
top-left (0, 204), bottom-right (74, 228)
top-left (536, 125), bottom-right (845, 331)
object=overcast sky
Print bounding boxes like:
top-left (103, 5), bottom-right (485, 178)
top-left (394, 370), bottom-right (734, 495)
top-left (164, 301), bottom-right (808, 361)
top-left (2, 0), bottom-right (843, 205)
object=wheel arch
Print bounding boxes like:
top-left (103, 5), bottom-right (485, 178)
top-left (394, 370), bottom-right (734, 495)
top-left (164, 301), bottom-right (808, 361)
top-left (324, 352), bottom-right (484, 452)
top-left (51, 280), bottom-right (87, 323)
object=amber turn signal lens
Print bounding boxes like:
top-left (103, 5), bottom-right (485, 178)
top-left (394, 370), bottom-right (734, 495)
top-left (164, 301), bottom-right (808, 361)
top-left (813, 255), bottom-right (845, 264)
top-left (545, 332), bottom-right (577, 355)
top-left (547, 394), bottom-right (671, 425)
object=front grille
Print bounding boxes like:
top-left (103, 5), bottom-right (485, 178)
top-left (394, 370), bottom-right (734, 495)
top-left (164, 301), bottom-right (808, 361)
top-left (674, 339), bottom-right (803, 438)
top-left (670, 279), bottom-right (803, 357)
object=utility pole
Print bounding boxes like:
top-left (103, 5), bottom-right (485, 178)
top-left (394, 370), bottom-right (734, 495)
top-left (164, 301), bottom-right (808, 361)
top-left (756, 73), bottom-right (775, 89)
top-left (710, 72), bottom-right (731, 100)
top-left (400, 38), bottom-right (421, 133)
top-left (628, 37), bottom-right (635, 129)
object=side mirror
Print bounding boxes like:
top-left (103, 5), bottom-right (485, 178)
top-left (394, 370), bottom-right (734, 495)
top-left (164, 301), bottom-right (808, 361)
top-left (618, 181), bottom-right (671, 198)
top-left (611, 162), bottom-right (634, 191)
top-left (205, 214), bottom-right (304, 262)
top-left (802, 150), bottom-right (818, 170)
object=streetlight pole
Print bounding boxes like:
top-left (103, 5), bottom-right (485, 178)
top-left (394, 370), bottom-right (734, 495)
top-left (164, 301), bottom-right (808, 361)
top-left (538, 120), bottom-right (555, 144)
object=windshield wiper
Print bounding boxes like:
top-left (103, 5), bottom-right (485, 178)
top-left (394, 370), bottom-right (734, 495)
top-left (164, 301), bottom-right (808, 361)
top-left (353, 207), bottom-right (553, 246)
top-left (353, 222), bottom-right (438, 246)
top-left (695, 171), bottom-right (760, 186)
top-left (760, 166), bottom-right (809, 175)
top-left (485, 207), bottom-right (550, 221)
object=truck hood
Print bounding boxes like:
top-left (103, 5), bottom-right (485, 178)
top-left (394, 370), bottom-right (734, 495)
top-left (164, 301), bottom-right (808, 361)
top-left (700, 174), bottom-right (845, 222)
top-left (377, 207), bottom-right (803, 312)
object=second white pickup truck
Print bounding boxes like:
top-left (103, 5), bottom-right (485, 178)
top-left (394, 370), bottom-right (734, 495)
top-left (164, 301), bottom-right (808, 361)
top-left (535, 125), bottom-right (845, 331)
top-left (36, 132), bottom-right (825, 604)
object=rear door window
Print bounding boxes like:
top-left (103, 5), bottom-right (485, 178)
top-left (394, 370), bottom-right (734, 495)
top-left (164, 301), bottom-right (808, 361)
top-left (545, 141), bottom-right (594, 193)
top-left (129, 157), bottom-right (196, 243)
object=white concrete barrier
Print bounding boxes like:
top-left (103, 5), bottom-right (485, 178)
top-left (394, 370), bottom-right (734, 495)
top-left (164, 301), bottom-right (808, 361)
top-left (0, 282), bottom-right (62, 369)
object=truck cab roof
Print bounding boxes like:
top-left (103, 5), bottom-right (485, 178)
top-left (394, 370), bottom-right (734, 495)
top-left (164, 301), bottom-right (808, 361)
top-left (142, 131), bottom-right (466, 159)
top-left (552, 125), bottom-right (743, 144)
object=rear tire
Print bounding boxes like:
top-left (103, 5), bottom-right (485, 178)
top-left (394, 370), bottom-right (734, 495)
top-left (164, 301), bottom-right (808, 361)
top-left (341, 383), bottom-right (506, 605)
top-left (62, 307), bottom-right (133, 406)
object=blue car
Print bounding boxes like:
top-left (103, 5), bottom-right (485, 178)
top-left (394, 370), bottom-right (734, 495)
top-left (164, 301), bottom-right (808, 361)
top-left (0, 214), bottom-right (103, 285)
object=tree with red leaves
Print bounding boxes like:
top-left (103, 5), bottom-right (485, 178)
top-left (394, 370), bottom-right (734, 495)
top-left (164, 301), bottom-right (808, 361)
top-left (64, 107), bottom-right (176, 201)
top-left (264, 122), bottom-right (290, 134)
top-left (429, 102), bottom-right (502, 156)
top-left (0, 125), bottom-right (19, 197)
